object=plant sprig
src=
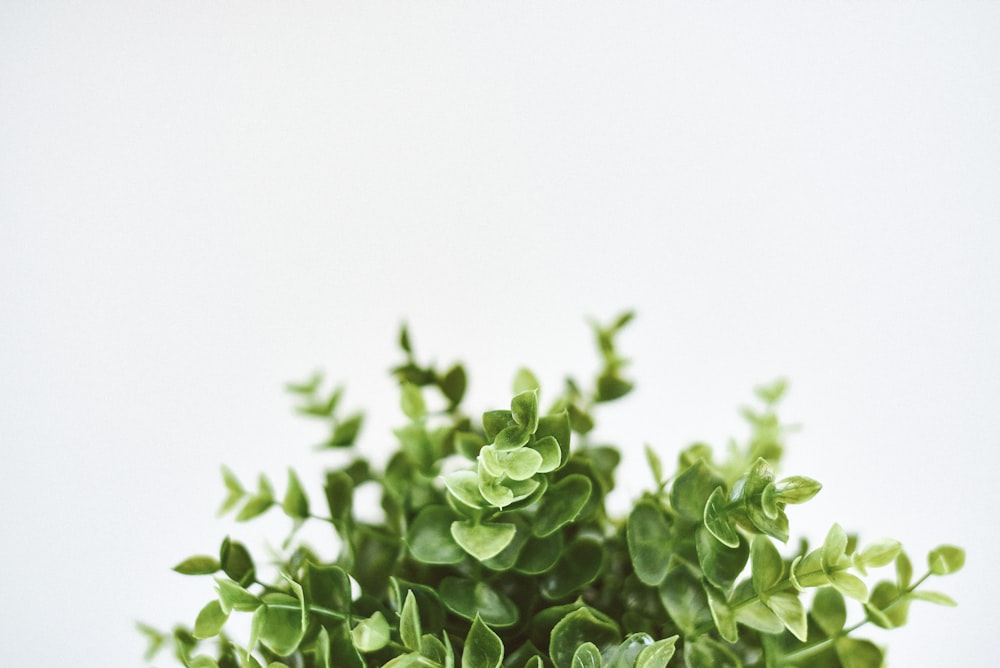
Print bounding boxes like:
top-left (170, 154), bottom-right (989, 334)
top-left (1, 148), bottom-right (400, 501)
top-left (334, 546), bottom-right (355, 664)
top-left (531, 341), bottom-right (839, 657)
top-left (142, 313), bottom-right (962, 667)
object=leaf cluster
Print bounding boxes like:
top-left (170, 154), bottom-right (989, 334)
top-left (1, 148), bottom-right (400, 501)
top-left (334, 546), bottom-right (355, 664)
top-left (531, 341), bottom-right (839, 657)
top-left (143, 313), bottom-right (963, 668)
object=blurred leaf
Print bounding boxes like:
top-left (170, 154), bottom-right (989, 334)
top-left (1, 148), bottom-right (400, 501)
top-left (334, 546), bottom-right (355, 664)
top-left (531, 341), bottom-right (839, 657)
top-left (329, 412), bottom-right (364, 447)
top-left (173, 555), bottom-right (220, 576)
top-left (928, 545), bottom-right (965, 575)
top-left (281, 468), bottom-right (310, 520)
top-left (401, 383), bottom-right (426, 421)
top-left (193, 600), bottom-right (228, 639)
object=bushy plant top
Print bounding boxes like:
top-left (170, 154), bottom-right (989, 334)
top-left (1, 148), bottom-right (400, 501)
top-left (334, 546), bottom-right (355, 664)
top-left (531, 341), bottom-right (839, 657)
top-left (141, 313), bottom-right (963, 667)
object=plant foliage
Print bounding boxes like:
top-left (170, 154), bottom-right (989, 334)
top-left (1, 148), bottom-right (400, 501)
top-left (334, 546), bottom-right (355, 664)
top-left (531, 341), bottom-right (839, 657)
top-left (142, 313), bottom-right (962, 667)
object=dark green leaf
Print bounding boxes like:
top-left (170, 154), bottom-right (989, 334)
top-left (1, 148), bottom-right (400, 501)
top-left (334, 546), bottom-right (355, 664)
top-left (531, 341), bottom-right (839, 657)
top-left (627, 498), bottom-right (672, 586)
top-left (658, 568), bottom-right (711, 637)
top-left (463, 614), bottom-right (504, 668)
top-left (542, 537), bottom-right (604, 600)
top-left (696, 527), bottom-right (749, 590)
top-left (703, 582), bottom-right (738, 643)
top-left (440, 364), bottom-right (467, 407)
top-left (515, 531), bottom-right (564, 575)
top-left (683, 636), bottom-right (741, 668)
top-left (670, 460), bottom-right (722, 523)
top-left (407, 505), bottom-right (465, 565)
top-left (220, 538), bottom-right (255, 587)
top-left (329, 412), bottom-right (364, 447)
top-left (549, 608), bottom-right (620, 668)
top-left (534, 474), bottom-right (592, 537)
top-left (703, 486), bottom-right (739, 549)
top-left (440, 577), bottom-right (519, 627)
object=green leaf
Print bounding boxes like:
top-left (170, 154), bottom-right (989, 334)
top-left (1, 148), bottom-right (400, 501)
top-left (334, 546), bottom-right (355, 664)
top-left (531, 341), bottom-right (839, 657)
top-left (255, 578), bottom-right (308, 656)
top-left (751, 535), bottom-right (784, 595)
top-left (829, 570), bottom-right (868, 602)
top-left (329, 412), bottom-right (364, 447)
top-left (220, 537), bottom-right (255, 587)
top-left (549, 608), bottom-right (620, 668)
top-left (853, 538), bottom-right (901, 576)
top-left (683, 636), bottom-right (741, 668)
top-left (351, 611), bottom-right (390, 652)
top-left (173, 555), bottom-right (221, 576)
top-left (219, 466), bottom-right (246, 515)
top-left (928, 545), bottom-right (965, 575)
top-left (531, 436), bottom-right (562, 473)
top-left (451, 520), bottom-right (517, 561)
top-left (571, 642), bottom-right (602, 668)
top-left (542, 537), bottom-right (604, 600)
top-left (703, 487), bottom-right (739, 549)
top-left (236, 474), bottom-right (275, 522)
top-left (482, 410), bottom-right (516, 442)
top-left (445, 470), bottom-right (489, 509)
top-left (772, 476), bottom-right (822, 505)
top-left (627, 499), bottom-right (672, 586)
top-left (515, 531), bottom-right (564, 575)
top-left (480, 445), bottom-right (543, 481)
top-left (834, 637), bottom-right (884, 668)
top-left (821, 524), bottom-right (849, 572)
top-left (764, 591), bottom-right (807, 641)
top-left (812, 587), bottom-right (847, 636)
top-left (909, 590), bottom-right (957, 606)
top-left (286, 372), bottom-right (321, 395)
top-left (314, 627), bottom-right (331, 668)
top-left (136, 622), bottom-right (165, 662)
top-left (463, 615), bottom-right (504, 668)
top-left (534, 474), bottom-right (592, 537)
top-left (670, 460), bottom-right (722, 523)
top-left (193, 599), bottom-right (228, 639)
top-left (754, 378), bottom-right (787, 404)
top-left (440, 576), bottom-right (519, 627)
top-left (215, 577), bottom-right (262, 612)
top-left (658, 568), bottom-right (711, 637)
top-left (281, 468), bottom-right (310, 520)
top-left (896, 550), bottom-right (913, 590)
top-left (303, 562), bottom-right (352, 612)
top-left (440, 363), bottom-right (467, 407)
top-left (400, 590), bottom-right (422, 652)
top-left (511, 389), bottom-right (540, 434)
top-left (866, 581), bottom-right (909, 628)
top-left (635, 637), bottom-right (677, 668)
top-left (513, 367), bottom-right (541, 394)
top-left (189, 657), bottom-right (220, 668)
top-left (535, 412), bottom-right (572, 467)
top-left (697, 527), bottom-right (749, 590)
top-left (596, 371), bottom-right (634, 402)
top-left (401, 383), bottom-right (427, 421)
top-left (703, 582), bottom-right (738, 643)
top-left (406, 505), bottom-right (465, 565)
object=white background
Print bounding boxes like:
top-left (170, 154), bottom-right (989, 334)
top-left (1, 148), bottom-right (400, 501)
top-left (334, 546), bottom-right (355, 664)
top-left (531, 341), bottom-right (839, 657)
top-left (2, 2), bottom-right (998, 665)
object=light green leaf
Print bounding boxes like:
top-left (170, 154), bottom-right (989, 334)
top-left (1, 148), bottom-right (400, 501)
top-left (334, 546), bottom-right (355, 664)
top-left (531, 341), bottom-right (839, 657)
top-left (909, 589), bottom-right (957, 606)
top-left (764, 591), bottom-right (807, 642)
top-left (193, 599), bottom-right (228, 639)
top-left (173, 555), bottom-right (220, 576)
top-left (480, 445), bottom-right (543, 481)
top-left (696, 527), bottom-right (749, 590)
top-left (255, 580), bottom-right (308, 656)
top-left (829, 570), bottom-right (868, 602)
top-left (400, 590), bottom-right (422, 652)
top-left (215, 577), bottom-right (262, 612)
top-left (772, 476), bottom-right (822, 505)
top-left (928, 545), bottom-right (965, 575)
top-left (401, 383), bottom-right (427, 421)
top-left (189, 656), bottom-right (220, 668)
top-left (853, 538), bottom-right (901, 575)
top-left (281, 468), bottom-right (310, 520)
top-left (821, 523), bottom-right (849, 571)
top-left (683, 635), bottom-right (741, 668)
top-left (351, 611), bottom-right (390, 653)
top-left (444, 470), bottom-right (489, 509)
top-left (703, 582), bottom-right (738, 643)
top-left (534, 474), bottom-right (592, 537)
top-left (513, 367), bottom-right (541, 394)
top-left (315, 627), bottom-right (331, 668)
top-left (834, 637), bottom-right (884, 668)
top-left (635, 636), bottom-right (677, 668)
top-left (571, 642), bottom-right (602, 668)
top-left (658, 568), bottom-right (711, 637)
top-left (407, 505), bottom-right (465, 565)
top-left (236, 475), bottom-right (275, 522)
top-left (329, 412), bottom-right (364, 447)
top-left (896, 550), bottom-right (913, 590)
top-left (531, 436), bottom-right (562, 473)
top-left (510, 389), bottom-right (540, 433)
top-left (627, 499), bottom-right (672, 586)
top-left (463, 615), bottom-right (504, 668)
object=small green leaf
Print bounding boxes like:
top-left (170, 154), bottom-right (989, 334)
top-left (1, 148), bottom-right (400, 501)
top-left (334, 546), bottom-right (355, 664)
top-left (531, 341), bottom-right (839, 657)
top-left (764, 591), bottom-right (807, 641)
top-left (773, 476), bottom-right (822, 505)
top-left (440, 577), bottom-right (519, 627)
top-left (853, 538), bottom-right (901, 575)
top-left (329, 412), bottom-right (364, 447)
top-left (189, 656), bottom-right (220, 668)
top-left (703, 583), bottom-right (738, 643)
top-left (834, 637), bottom-right (883, 668)
top-left (193, 600), bottom-right (228, 639)
top-left (351, 611), bottom-right (391, 652)
top-left (751, 535), bottom-right (784, 595)
top-left (515, 531), bottom-right (564, 575)
top-left (463, 614), bottom-right (504, 668)
top-left (821, 523), bottom-right (849, 572)
top-left (534, 474), bottom-right (592, 537)
top-left (400, 590), bottom-right (422, 652)
top-left (281, 468), bottom-right (310, 520)
top-left (696, 527), bottom-right (749, 590)
top-left (896, 550), bottom-right (913, 590)
top-left (928, 545), bottom-right (965, 575)
top-left (866, 581), bottom-right (909, 628)
top-left (683, 635), bottom-right (741, 668)
top-left (407, 505), bottom-right (465, 565)
top-left (445, 470), bottom-right (489, 509)
top-left (215, 577), bottom-right (262, 612)
top-left (440, 364), bottom-right (467, 407)
top-left (812, 587), bottom-right (847, 636)
top-left (550, 608), bottom-right (620, 668)
top-left (910, 590), bottom-right (957, 606)
top-left (571, 642), bottom-right (602, 668)
top-left (670, 460), bottom-right (722, 523)
top-left (401, 383), bottom-right (427, 421)
top-left (658, 568), bottom-right (711, 637)
top-left (627, 499), bottom-right (672, 586)
top-left (173, 555), bottom-right (220, 576)
top-left (510, 389), bottom-right (540, 434)
top-left (255, 578), bottom-right (308, 656)
top-left (829, 570), bottom-right (868, 602)
top-left (286, 372), bottom-right (322, 395)
top-left (513, 367), bottom-right (541, 394)
top-left (220, 537), bottom-right (256, 587)
top-left (703, 486), bottom-right (739, 549)
top-left (314, 627), bottom-right (331, 668)
top-left (635, 637), bottom-right (677, 668)
top-left (542, 537), bottom-right (604, 600)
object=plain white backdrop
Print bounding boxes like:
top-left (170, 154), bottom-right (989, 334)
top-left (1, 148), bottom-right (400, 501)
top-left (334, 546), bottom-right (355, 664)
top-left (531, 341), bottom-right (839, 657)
top-left (2, 2), bottom-right (998, 665)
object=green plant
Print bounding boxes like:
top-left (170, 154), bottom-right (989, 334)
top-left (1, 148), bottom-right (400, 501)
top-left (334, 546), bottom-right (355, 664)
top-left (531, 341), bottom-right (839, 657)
top-left (141, 313), bottom-right (963, 667)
